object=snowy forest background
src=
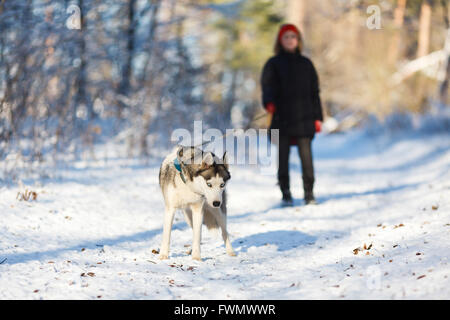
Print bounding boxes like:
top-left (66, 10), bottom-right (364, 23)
top-left (1, 0), bottom-right (449, 181)
top-left (1, 0), bottom-right (450, 300)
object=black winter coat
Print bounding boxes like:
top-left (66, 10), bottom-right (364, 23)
top-left (261, 50), bottom-right (323, 138)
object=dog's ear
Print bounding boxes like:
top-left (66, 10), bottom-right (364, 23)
top-left (201, 152), bottom-right (214, 169)
top-left (177, 146), bottom-right (184, 161)
top-left (222, 152), bottom-right (229, 170)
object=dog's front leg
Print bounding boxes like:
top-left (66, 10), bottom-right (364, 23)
top-left (190, 202), bottom-right (204, 261)
top-left (159, 205), bottom-right (176, 260)
top-left (216, 211), bottom-right (236, 256)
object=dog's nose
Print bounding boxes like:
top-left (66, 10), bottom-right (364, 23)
top-left (213, 201), bottom-right (221, 207)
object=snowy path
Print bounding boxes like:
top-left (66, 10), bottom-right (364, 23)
top-left (1, 131), bottom-right (449, 299)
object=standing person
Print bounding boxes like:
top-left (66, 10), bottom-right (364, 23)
top-left (261, 24), bottom-right (323, 206)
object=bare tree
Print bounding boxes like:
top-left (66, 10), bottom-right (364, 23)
top-left (417, 0), bottom-right (432, 58)
top-left (117, 0), bottom-right (137, 117)
top-left (285, 0), bottom-right (306, 32)
top-left (73, 0), bottom-right (93, 121)
top-left (439, 0), bottom-right (450, 105)
top-left (388, 0), bottom-right (407, 64)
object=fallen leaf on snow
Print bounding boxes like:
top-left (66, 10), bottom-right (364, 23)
top-left (17, 189), bottom-right (38, 202)
top-left (80, 272), bottom-right (95, 277)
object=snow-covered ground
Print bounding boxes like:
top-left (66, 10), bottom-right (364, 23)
top-left (1, 129), bottom-right (449, 299)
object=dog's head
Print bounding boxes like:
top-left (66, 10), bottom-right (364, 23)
top-left (177, 146), bottom-right (230, 208)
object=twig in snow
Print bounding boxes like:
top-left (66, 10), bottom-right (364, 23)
top-left (0, 258), bottom-right (7, 264)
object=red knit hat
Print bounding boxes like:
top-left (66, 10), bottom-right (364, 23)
top-left (277, 24), bottom-right (300, 42)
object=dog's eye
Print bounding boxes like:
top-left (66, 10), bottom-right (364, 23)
top-left (220, 183), bottom-right (225, 188)
top-left (207, 183), bottom-right (212, 188)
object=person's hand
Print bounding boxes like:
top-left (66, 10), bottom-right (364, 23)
top-left (265, 103), bottom-right (276, 128)
top-left (315, 120), bottom-right (322, 133)
top-left (266, 102), bottom-right (276, 114)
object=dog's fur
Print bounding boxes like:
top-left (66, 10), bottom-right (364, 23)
top-left (158, 146), bottom-right (235, 261)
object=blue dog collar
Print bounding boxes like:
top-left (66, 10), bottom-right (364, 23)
top-left (173, 158), bottom-right (186, 183)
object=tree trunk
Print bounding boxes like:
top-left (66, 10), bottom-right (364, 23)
top-left (139, 0), bottom-right (162, 156)
top-left (439, 29), bottom-right (450, 105)
top-left (118, 0), bottom-right (137, 115)
top-left (74, 0), bottom-right (92, 121)
top-left (286, 0), bottom-right (306, 32)
top-left (439, 1), bottom-right (450, 105)
top-left (388, 0), bottom-right (407, 64)
top-left (417, 0), bottom-right (432, 58)
top-left (140, 0), bottom-right (161, 84)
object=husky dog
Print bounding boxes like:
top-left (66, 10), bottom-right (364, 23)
top-left (158, 146), bottom-right (236, 261)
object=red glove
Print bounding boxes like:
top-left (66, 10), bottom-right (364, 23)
top-left (265, 102), bottom-right (276, 114)
top-left (315, 120), bottom-right (322, 133)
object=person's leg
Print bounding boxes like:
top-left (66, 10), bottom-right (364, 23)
top-left (297, 137), bottom-right (316, 203)
top-left (278, 135), bottom-right (291, 200)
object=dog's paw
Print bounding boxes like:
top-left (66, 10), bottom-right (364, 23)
top-left (227, 250), bottom-right (237, 257)
top-left (192, 255), bottom-right (202, 261)
top-left (159, 254), bottom-right (169, 260)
